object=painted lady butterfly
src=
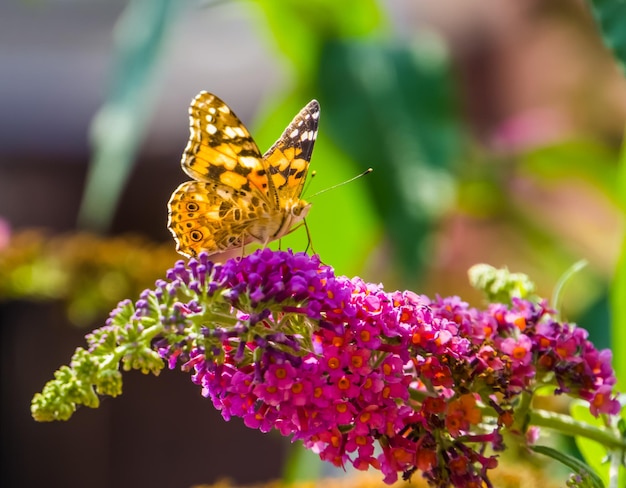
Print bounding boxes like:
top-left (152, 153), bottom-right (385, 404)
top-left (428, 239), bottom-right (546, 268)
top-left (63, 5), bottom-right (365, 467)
top-left (167, 92), bottom-right (319, 257)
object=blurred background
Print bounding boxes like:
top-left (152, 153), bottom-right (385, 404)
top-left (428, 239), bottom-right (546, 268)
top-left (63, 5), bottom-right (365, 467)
top-left (1, 0), bottom-right (625, 487)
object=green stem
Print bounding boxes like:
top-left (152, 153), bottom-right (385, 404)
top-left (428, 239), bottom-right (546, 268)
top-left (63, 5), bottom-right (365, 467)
top-left (608, 445), bottom-right (623, 488)
top-left (511, 390), bottom-right (533, 432)
top-left (409, 387), bottom-right (624, 452)
top-left (99, 323), bottom-right (164, 370)
top-left (529, 408), bottom-right (626, 451)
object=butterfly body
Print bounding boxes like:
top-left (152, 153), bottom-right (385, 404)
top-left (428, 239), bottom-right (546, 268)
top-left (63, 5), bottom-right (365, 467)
top-left (167, 92), bottom-right (319, 257)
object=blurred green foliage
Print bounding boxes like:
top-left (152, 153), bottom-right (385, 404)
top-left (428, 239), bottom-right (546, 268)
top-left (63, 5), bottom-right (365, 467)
top-left (610, 130), bottom-right (626, 390)
top-left (14, 0), bottom-right (625, 380)
top-left (0, 230), bottom-right (179, 327)
top-left (78, 0), bottom-right (182, 232)
top-left (318, 38), bottom-right (461, 281)
top-left (588, 0), bottom-right (626, 73)
top-left (249, 1), bottom-right (463, 284)
top-left (586, 0), bottom-right (626, 391)
top-left (571, 400), bottom-right (626, 487)
top-left (253, 0), bottom-right (384, 81)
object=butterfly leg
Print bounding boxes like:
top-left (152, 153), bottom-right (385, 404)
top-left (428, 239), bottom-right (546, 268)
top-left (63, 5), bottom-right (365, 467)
top-left (303, 219), bottom-right (317, 255)
top-left (239, 235), bottom-right (247, 260)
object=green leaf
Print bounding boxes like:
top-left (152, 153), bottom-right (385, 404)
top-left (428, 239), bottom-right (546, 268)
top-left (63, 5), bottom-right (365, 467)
top-left (611, 128), bottom-right (626, 393)
top-left (252, 95), bottom-right (381, 276)
top-left (530, 443), bottom-right (606, 488)
top-left (571, 401), bottom-right (612, 487)
top-left (521, 140), bottom-right (620, 206)
top-left (587, 0), bottom-right (626, 73)
top-left (78, 0), bottom-right (183, 232)
top-left (318, 37), bottom-right (462, 281)
top-left (253, 0), bottom-right (384, 82)
top-left (282, 442), bottom-right (324, 483)
top-left (551, 259), bottom-right (589, 313)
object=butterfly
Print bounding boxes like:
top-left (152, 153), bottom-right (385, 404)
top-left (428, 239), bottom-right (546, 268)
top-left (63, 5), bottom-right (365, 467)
top-left (167, 92), bottom-right (319, 258)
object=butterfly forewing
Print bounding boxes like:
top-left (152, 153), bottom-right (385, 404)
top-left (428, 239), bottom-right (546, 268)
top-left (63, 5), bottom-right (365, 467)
top-left (182, 92), bottom-right (271, 198)
top-left (263, 100), bottom-right (320, 203)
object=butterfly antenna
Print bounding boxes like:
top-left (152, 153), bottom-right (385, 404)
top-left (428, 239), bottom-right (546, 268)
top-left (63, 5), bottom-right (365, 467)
top-left (303, 170), bottom-right (317, 196)
top-left (308, 168), bottom-right (373, 199)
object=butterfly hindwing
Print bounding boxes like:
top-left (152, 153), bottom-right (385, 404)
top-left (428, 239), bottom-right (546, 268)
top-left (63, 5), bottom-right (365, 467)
top-left (168, 181), bottom-right (264, 256)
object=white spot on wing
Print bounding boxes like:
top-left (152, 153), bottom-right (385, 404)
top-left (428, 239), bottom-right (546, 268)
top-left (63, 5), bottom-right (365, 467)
top-left (224, 126), bottom-right (237, 139)
top-left (216, 188), bottom-right (233, 199)
top-left (240, 156), bottom-right (259, 168)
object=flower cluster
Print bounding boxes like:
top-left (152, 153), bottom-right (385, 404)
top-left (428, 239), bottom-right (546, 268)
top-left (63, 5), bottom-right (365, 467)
top-left (31, 249), bottom-right (622, 488)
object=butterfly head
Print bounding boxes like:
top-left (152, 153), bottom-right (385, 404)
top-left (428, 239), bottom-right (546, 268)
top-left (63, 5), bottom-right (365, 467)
top-left (290, 199), bottom-right (311, 220)
top-left (275, 198), bottom-right (311, 240)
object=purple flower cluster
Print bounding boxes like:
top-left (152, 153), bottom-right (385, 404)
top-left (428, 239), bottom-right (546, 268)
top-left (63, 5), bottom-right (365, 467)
top-left (155, 249), bottom-right (619, 487)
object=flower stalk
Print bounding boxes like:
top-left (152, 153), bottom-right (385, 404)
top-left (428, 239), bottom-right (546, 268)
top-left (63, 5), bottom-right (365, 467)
top-left (528, 408), bottom-right (624, 450)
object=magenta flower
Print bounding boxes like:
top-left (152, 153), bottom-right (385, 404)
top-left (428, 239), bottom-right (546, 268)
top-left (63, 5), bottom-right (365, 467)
top-left (31, 249), bottom-right (623, 488)
top-left (151, 250), bottom-right (621, 485)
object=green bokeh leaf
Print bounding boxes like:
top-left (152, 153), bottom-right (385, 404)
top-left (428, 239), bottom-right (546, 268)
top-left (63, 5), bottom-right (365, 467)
top-left (78, 0), bottom-right (182, 232)
top-left (521, 140), bottom-right (621, 206)
top-left (570, 400), bottom-right (626, 488)
top-left (531, 443), bottom-right (606, 488)
top-left (252, 95), bottom-right (380, 276)
top-left (610, 128), bottom-right (626, 391)
top-left (282, 443), bottom-right (324, 483)
top-left (253, 0), bottom-right (384, 82)
top-left (588, 0), bottom-right (626, 73)
top-left (318, 37), bottom-right (462, 281)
